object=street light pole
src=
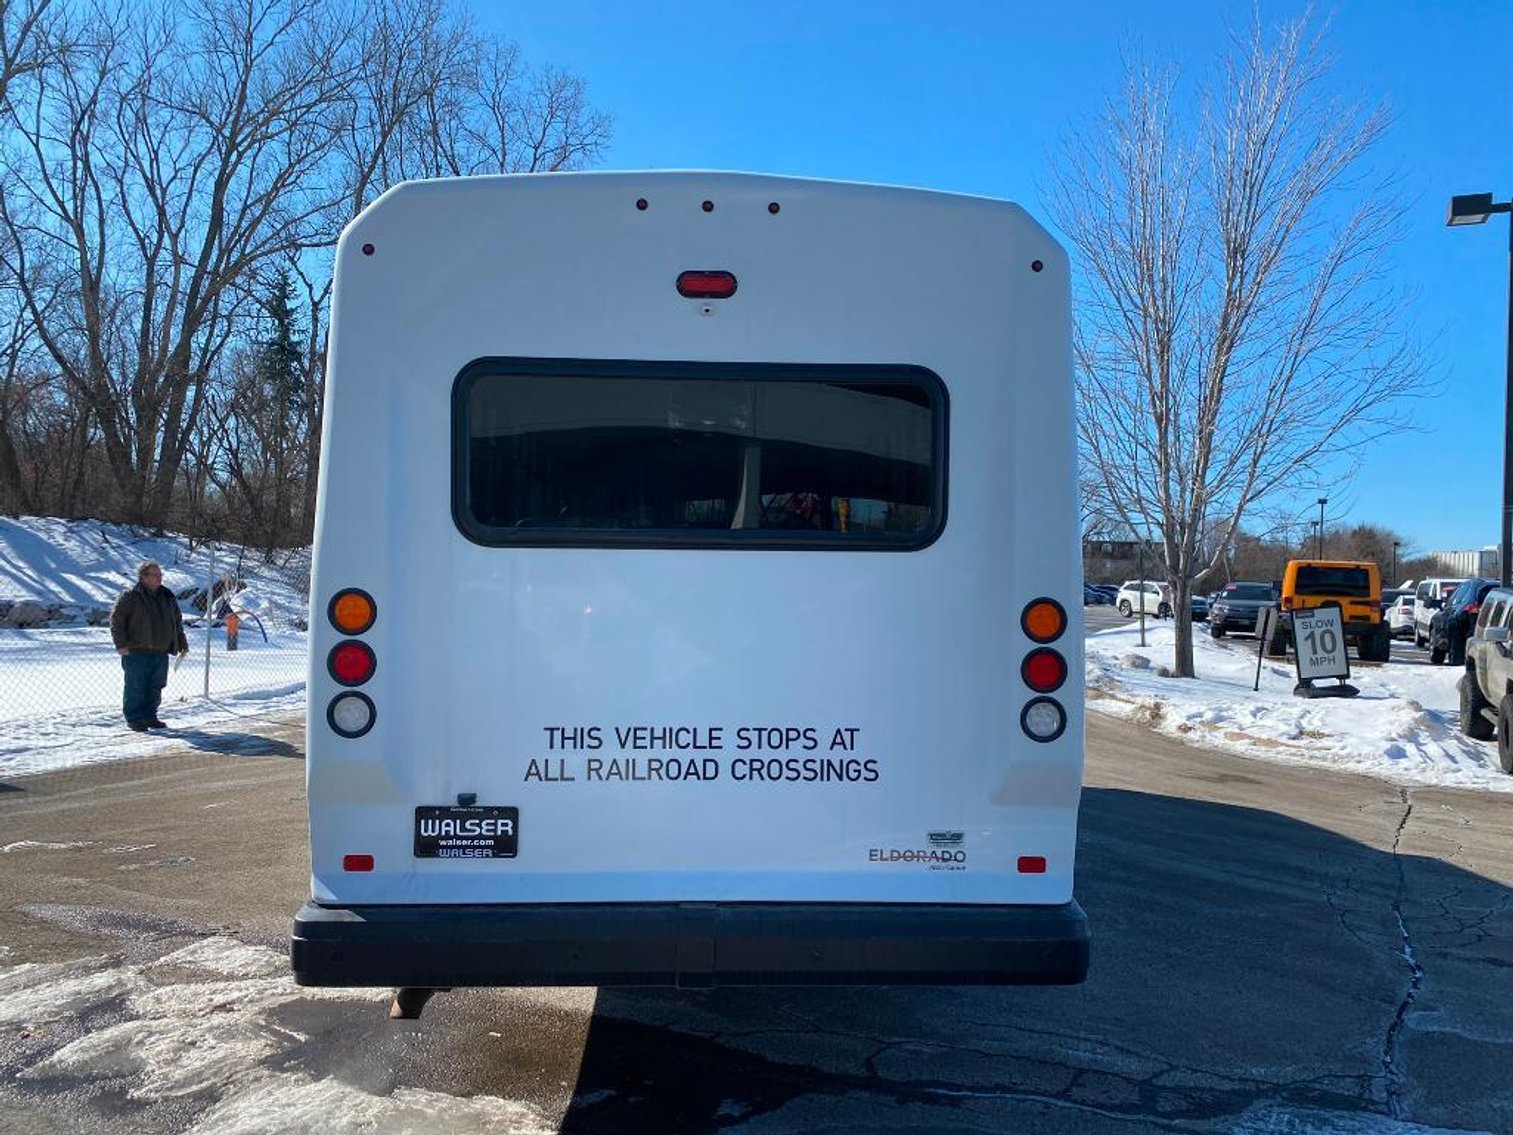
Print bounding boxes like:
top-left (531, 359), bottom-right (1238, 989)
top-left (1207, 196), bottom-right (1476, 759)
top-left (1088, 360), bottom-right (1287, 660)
top-left (1392, 540), bottom-right (1400, 586)
top-left (1446, 191), bottom-right (1513, 587)
top-left (1316, 497), bottom-right (1327, 558)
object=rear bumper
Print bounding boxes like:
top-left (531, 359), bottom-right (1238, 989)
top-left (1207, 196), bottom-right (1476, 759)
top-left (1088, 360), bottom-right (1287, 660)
top-left (291, 899), bottom-right (1090, 988)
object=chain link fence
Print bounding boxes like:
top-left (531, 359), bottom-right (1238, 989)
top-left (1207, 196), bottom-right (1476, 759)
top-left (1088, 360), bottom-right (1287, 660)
top-left (1, 544), bottom-right (310, 763)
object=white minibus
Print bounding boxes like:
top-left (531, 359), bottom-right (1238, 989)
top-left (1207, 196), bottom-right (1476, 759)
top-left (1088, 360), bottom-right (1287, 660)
top-left (292, 171), bottom-right (1088, 1010)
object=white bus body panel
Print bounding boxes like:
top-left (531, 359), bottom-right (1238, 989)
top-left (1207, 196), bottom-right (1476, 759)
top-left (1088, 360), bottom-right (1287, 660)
top-left (305, 172), bottom-right (1081, 924)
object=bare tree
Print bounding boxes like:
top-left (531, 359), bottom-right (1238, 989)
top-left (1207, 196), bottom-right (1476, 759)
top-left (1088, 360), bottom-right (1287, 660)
top-left (0, 0), bottom-right (360, 526)
top-left (0, 0), bottom-right (58, 108)
top-left (0, 0), bottom-right (612, 541)
top-left (1053, 15), bottom-right (1423, 676)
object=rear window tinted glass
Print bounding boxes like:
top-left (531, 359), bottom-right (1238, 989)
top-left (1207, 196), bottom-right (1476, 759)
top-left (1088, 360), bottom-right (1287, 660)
top-left (454, 360), bottom-right (946, 549)
top-left (1293, 566), bottom-right (1372, 598)
top-left (1225, 584), bottom-right (1274, 601)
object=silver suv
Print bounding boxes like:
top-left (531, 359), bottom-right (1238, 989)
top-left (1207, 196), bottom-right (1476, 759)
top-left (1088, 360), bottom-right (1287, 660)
top-left (1457, 585), bottom-right (1513, 773)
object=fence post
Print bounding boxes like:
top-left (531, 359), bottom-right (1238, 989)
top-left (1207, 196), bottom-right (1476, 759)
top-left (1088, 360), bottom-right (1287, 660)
top-left (203, 545), bottom-right (214, 698)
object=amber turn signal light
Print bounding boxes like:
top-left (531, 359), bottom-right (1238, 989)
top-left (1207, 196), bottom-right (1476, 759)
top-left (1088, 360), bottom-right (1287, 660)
top-left (329, 589), bottom-right (377, 635)
top-left (1021, 598), bottom-right (1067, 643)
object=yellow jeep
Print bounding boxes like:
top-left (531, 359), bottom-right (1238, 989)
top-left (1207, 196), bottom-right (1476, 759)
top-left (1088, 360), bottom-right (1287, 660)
top-left (1279, 559), bottom-right (1391, 662)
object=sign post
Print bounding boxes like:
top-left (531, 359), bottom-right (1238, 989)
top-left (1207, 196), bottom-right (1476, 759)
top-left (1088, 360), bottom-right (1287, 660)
top-left (1254, 606), bottom-right (1278, 691)
top-left (1291, 606), bottom-right (1358, 699)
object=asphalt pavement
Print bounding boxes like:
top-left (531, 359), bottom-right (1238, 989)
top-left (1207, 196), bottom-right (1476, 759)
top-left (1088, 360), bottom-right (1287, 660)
top-left (1, 638), bottom-right (1510, 1134)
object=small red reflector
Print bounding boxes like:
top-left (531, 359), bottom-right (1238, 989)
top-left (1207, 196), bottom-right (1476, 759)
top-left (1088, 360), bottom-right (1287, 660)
top-left (343, 854), bottom-right (374, 872)
top-left (1018, 856), bottom-right (1047, 874)
top-left (1022, 648), bottom-right (1067, 693)
top-left (329, 640), bottom-right (376, 686)
top-left (677, 270), bottom-right (737, 299)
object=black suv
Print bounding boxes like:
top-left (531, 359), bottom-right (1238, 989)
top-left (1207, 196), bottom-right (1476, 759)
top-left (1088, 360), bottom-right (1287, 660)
top-left (1430, 577), bottom-right (1499, 665)
top-left (1209, 581), bottom-right (1279, 638)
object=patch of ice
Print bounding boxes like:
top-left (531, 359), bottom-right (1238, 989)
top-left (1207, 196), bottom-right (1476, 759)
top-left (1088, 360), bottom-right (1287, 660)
top-left (1, 840), bottom-right (96, 853)
top-left (185, 1075), bottom-right (556, 1135)
top-left (24, 1015), bottom-right (283, 1099)
top-left (148, 937), bottom-right (285, 979)
top-left (0, 959), bottom-right (145, 1024)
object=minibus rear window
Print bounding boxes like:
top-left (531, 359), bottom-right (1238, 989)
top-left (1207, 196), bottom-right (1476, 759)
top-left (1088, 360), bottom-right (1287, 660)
top-left (453, 359), bottom-right (946, 549)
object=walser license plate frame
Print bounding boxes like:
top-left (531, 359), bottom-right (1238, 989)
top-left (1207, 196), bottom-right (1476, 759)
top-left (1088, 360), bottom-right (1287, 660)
top-left (413, 806), bottom-right (519, 858)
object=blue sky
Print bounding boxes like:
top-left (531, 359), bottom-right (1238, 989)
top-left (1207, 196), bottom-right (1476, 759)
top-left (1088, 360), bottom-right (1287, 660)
top-left (486, 0), bottom-right (1511, 558)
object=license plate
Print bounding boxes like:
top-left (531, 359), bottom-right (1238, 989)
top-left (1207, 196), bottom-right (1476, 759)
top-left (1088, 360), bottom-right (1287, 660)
top-left (413, 806), bottom-right (518, 859)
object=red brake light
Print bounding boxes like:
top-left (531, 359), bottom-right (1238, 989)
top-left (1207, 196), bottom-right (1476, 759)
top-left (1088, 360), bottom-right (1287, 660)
top-left (676, 270), bottom-right (737, 299)
top-left (1022, 648), bottom-right (1067, 693)
top-left (329, 640), bottom-right (376, 686)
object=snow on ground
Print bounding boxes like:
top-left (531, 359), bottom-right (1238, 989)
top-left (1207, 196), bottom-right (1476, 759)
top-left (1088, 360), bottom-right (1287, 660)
top-left (0, 517), bottom-right (309, 777)
top-left (0, 935), bottom-right (555, 1133)
top-left (1086, 621), bottom-right (1513, 793)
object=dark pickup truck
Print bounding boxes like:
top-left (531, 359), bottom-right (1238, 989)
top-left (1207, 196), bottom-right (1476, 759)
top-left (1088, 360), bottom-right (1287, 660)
top-left (1458, 585), bottom-right (1513, 773)
top-left (1208, 581), bottom-right (1278, 639)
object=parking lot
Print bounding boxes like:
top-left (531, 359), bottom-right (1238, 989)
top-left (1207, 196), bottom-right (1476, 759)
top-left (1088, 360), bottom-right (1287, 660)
top-left (1, 630), bottom-right (1510, 1133)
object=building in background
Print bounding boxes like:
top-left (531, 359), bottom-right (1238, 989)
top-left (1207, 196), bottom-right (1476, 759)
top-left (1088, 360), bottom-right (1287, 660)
top-left (1428, 547), bottom-right (1501, 579)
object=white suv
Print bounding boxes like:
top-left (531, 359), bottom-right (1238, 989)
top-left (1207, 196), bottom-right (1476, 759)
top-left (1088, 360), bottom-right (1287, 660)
top-left (1116, 580), bottom-right (1172, 618)
top-left (1413, 578), bottom-right (1465, 647)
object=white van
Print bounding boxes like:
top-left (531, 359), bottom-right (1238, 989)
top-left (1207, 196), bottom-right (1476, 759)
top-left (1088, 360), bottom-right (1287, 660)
top-left (291, 172), bottom-right (1089, 1004)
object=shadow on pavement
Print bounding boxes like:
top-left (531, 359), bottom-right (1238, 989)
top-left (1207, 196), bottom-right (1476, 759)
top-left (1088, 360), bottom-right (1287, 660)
top-left (555, 787), bottom-right (1513, 1134)
top-left (170, 729), bottom-right (301, 759)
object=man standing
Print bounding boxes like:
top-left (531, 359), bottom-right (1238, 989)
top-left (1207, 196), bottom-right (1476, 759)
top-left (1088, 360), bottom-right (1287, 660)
top-left (110, 560), bottom-right (189, 731)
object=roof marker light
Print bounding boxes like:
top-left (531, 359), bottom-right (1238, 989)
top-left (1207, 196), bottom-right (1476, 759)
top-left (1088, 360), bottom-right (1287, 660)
top-left (677, 271), bottom-right (738, 299)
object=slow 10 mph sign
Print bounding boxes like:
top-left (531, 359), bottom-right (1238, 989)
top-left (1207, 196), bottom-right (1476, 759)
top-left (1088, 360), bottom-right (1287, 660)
top-left (1293, 607), bottom-right (1350, 682)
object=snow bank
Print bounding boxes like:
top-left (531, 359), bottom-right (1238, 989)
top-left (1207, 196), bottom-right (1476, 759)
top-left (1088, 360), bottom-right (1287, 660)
top-left (1086, 622), bottom-right (1511, 793)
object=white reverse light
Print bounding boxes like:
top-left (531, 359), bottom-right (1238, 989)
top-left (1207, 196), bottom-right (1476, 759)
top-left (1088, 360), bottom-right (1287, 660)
top-left (328, 692), bottom-right (376, 738)
top-left (1021, 697), bottom-right (1066, 743)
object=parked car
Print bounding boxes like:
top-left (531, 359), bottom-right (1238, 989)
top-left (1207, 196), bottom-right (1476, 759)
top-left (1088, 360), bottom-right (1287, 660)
top-left (1277, 559), bottom-right (1391, 662)
top-left (1116, 579), bottom-right (1172, 618)
top-left (1385, 594), bottom-right (1416, 638)
top-left (1092, 584), bottom-right (1119, 602)
top-left (1208, 581), bottom-right (1278, 638)
top-left (1190, 593), bottom-right (1209, 622)
top-left (1429, 578), bottom-right (1498, 666)
top-left (1459, 586), bottom-right (1513, 770)
top-left (1380, 587), bottom-right (1412, 614)
top-left (1084, 584), bottom-right (1115, 605)
top-left (1412, 578), bottom-right (1466, 648)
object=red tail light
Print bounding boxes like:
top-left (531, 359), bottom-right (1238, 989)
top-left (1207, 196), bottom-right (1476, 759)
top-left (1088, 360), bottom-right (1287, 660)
top-left (1018, 856), bottom-right (1047, 874)
top-left (329, 640), bottom-right (377, 686)
top-left (1022, 648), bottom-right (1067, 693)
top-left (343, 854), bottom-right (374, 872)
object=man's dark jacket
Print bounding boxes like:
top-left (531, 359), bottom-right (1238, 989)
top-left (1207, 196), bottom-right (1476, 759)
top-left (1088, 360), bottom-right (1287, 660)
top-left (110, 583), bottom-right (188, 655)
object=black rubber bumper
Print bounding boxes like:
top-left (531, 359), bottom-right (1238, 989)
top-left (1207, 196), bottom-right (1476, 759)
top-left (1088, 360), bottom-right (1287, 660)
top-left (291, 900), bottom-right (1090, 988)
